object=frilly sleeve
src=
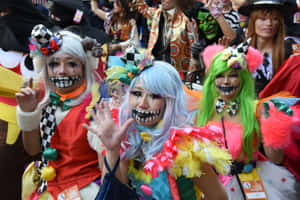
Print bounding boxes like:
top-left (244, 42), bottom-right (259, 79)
top-left (144, 127), bottom-right (232, 179)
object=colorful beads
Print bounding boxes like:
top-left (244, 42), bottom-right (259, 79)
top-left (243, 163), bottom-right (254, 173)
top-left (43, 147), bottom-right (58, 161)
top-left (140, 132), bottom-right (151, 142)
top-left (140, 184), bottom-right (152, 196)
top-left (41, 166), bottom-right (56, 181)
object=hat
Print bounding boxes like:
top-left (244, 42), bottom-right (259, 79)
top-left (238, 0), bottom-right (297, 16)
top-left (49, 0), bottom-right (110, 44)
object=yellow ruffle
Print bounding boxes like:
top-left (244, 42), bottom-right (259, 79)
top-left (128, 160), bottom-right (152, 184)
top-left (170, 135), bottom-right (231, 179)
top-left (85, 83), bottom-right (101, 119)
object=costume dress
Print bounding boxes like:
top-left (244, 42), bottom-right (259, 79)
top-left (22, 85), bottom-right (103, 200)
top-left (205, 119), bottom-right (298, 200)
top-left (122, 127), bottom-right (232, 200)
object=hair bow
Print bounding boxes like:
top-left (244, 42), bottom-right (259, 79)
top-left (29, 24), bottom-right (62, 57)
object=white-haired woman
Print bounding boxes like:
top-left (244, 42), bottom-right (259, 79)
top-left (16, 25), bottom-right (103, 199)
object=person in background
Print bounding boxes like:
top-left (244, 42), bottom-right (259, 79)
top-left (90, 0), bottom-right (140, 54)
top-left (239, 0), bottom-right (291, 95)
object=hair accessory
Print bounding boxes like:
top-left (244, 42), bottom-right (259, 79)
top-left (106, 47), bottom-right (153, 85)
top-left (220, 47), bottom-right (247, 70)
top-left (29, 24), bottom-right (62, 56)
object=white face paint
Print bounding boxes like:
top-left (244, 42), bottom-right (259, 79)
top-left (215, 70), bottom-right (240, 102)
top-left (129, 80), bottom-right (166, 128)
top-left (47, 52), bottom-right (84, 94)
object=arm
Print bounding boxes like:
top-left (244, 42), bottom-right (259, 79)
top-left (119, 20), bottom-right (141, 50)
top-left (90, 0), bottom-right (108, 21)
top-left (215, 15), bottom-right (236, 42)
top-left (16, 78), bottom-right (41, 156)
top-left (83, 100), bottom-right (133, 184)
top-left (133, 0), bottom-right (156, 20)
top-left (206, 0), bottom-right (236, 42)
top-left (193, 163), bottom-right (228, 200)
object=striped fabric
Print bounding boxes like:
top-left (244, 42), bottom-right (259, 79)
top-left (223, 9), bottom-right (240, 32)
top-left (32, 0), bottom-right (47, 5)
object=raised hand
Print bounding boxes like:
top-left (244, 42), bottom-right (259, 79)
top-left (16, 78), bottom-right (40, 112)
top-left (206, 0), bottom-right (224, 19)
top-left (83, 99), bottom-right (134, 152)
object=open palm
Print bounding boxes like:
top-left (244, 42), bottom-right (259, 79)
top-left (83, 100), bottom-right (133, 152)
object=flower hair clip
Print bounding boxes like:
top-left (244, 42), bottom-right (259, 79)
top-left (29, 24), bottom-right (62, 57)
top-left (221, 47), bottom-right (247, 71)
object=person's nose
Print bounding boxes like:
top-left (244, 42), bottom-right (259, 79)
top-left (138, 94), bottom-right (149, 109)
top-left (57, 63), bottom-right (66, 75)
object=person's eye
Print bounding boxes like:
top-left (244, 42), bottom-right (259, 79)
top-left (68, 61), bottom-right (79, 68)
top-left (216, 74), bottom-right (224, 78)
top-left (48, 61), bottom-right (59, 68)
top-left (229, 73), bottom-right (238, 78)
top-left (130, 91), bottom-right (142, 97)
top-left (150, 93), bottom-right (162, 99)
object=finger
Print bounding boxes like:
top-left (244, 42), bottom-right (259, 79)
top-left (28, 78), bottom-right (33, 89)
top-left (119, 118), bottom-right (134, 137)
top-left (95, 102), bottom-right (106, 120)
top-left (35, 89), bottom-right (41, 102)
top-left (23, 88), bottom-right (34, 96)
top-left (89, 108), bottom-right (99, 122)
top-left (82, 123), bottom-right (98, 134)
top-left (102, 100), bottom-right (112, 119)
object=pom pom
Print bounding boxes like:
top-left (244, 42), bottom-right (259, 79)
top-left (246, 47), bottom-right (263, 73)
top-left (260, 102), bottom-right (293, 148)
top-left (201, 44), bottom-right (224, 69)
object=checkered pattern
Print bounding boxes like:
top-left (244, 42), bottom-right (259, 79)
top-left (121, 47), bottom-right (142, 66)
top-left (38, 103), bottom-right (57, 194)
top-left (237, 38), bottom-right (251, 54)
top-left (31, 24), bottom-right (53, 46)
top-left (215, 98), bottom-right (239, 116)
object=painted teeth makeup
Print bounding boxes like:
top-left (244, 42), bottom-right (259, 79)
top-left (216, 86), bottom-right (238, 95)
top-left (132, 109), bottom-right (161, 124)
top-left (49, 75), bottom-right (81, 88)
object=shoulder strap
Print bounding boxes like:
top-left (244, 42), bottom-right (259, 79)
top-left (104, 156), bottom-right (121, 175)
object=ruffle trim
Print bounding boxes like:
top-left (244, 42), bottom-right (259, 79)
top-left (143, 127), bottom-right (232, 178)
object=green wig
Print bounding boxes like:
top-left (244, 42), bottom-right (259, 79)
top-left (196, 52), bottom-right (260, 161)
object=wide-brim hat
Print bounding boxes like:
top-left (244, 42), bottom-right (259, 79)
top-left (238, 0), bottom-right (297, 16)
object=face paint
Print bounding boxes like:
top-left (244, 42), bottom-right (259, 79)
top-left (215, 70), bottom-right (240, 101)
top-left (49, 75), bottom-right (81, 88)
top-left (129, 80), bottom-right (165, 128)
top-left (197, 10), bottom-right (221, 40)
top-left (47, 53), bottom-right (84, 94)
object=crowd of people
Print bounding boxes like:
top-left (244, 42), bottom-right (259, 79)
top-left (1, 0), bottom-right (300, 199)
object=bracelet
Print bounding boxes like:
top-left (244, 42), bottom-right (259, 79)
top-left (16, 106), bottom-right (42, 131)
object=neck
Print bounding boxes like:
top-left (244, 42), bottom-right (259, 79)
top-left (256, 37), bottom-right (273, 54)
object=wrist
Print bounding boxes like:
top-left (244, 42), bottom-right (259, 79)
top-left (16, 105), bottom-right (42, 131)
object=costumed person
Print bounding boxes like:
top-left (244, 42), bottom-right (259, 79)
top-left (16, 24), bottom-right (105, 200)
top-left (84, 51), bottom-right (232, 199)
top-left (133, 0), bottom-right (198, 77)
top-left (90, 0), bottom-right (140, 54)
top-left (0, 0), bottom-right (50, 199)
top-left (196, 42), bottom-right (298, 199)
top-left (238, 0), bottom-right (294, 95)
